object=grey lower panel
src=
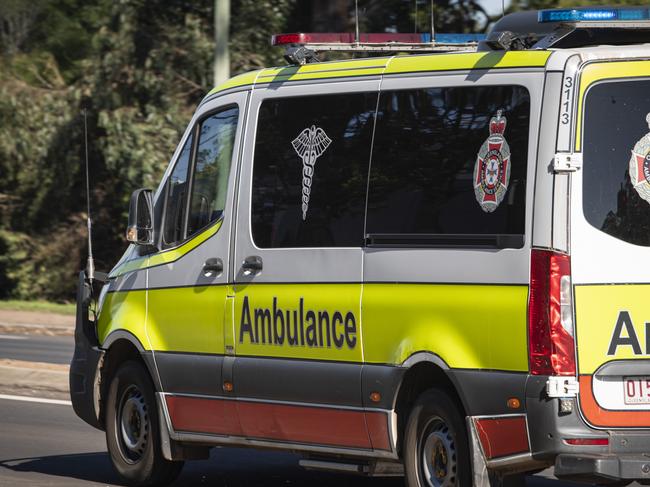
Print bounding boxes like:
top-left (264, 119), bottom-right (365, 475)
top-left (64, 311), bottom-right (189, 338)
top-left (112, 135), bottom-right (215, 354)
top-left (234, 356), bottom-right (363, 407)
top-left (361, 364), bottom-right (405, 410)
top-left (142, 351), bottom-right (163, 392)
top-left (155, 352), bottom-right (224, 396)
top-left (555, 454), bottom-right (650, 482)
top-left (449, 369), bottom-right (528, 416)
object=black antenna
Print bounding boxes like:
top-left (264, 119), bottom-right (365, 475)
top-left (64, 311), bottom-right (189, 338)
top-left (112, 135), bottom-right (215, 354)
top-left (83, 108), bottom-right (95, 282)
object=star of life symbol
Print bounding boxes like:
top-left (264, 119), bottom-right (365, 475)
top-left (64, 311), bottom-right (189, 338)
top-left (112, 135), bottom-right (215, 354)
top-left (292, 125), bottom-right (332, 220)
top-left (629, 113), bottom-right (650, 205)
top-left (473, 110), bottom-right (511, 213)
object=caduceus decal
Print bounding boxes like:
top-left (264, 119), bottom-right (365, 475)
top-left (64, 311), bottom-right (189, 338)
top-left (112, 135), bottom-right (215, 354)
top-left (291, 125), bottom-right (332, 220)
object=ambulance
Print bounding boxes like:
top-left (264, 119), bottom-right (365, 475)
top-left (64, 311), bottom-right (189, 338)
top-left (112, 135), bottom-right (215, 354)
top-left (70, 7), bottom-right (650, 486)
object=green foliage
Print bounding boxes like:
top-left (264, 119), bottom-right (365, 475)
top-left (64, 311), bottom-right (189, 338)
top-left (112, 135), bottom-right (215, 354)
top-left (0, 299), bottom-right (76, 315)
top-left (3, 0), bottom-right (619, 302)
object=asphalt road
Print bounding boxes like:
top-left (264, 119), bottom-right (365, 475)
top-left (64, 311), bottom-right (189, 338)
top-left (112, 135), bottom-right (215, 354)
top-left (0, 396), bottom-right (602, 487)
top-left (0, 333), bottom-right (74, 365)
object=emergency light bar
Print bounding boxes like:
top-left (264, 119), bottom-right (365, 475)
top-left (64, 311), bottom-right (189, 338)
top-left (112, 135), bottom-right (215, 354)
top-left (538, 7), bottom-right (650, 23)
top-left (271, 32), bottom-right (485, 56)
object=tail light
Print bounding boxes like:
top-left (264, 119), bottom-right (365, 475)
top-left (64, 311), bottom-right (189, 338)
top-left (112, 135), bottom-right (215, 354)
top-left (529, 249), bottom-right (576, 376)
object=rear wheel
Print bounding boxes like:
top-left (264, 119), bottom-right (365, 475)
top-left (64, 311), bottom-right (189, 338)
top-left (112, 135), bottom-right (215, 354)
top-left (106, 360), bottom-right (183, 486)
top-left (404, 388), bottom-right (471, 487)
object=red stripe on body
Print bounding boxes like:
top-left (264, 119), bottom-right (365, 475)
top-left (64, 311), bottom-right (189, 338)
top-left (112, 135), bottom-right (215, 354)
top-left (474, 416), bottom-right (529, 459)
top-left (165, 395), bottom-right (392, 450)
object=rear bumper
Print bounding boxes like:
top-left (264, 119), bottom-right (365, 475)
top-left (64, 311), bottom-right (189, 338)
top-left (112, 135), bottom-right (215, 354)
top-left (555, 453), bottom-right (650, 482)
top-left (527, 374), bottom-right (650, 482)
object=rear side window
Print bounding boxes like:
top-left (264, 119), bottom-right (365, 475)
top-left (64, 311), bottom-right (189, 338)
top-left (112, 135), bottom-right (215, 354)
top-left (583, 79), bottom-right (650, 247)
top-left (251, 92), bottom-right (377, 248)
top-left (366, 85), bottom-right (530, 247)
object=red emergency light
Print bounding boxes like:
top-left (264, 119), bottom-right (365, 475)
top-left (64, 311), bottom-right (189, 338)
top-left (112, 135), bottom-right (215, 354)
top-left (271, 32), bottom-right (432, 46)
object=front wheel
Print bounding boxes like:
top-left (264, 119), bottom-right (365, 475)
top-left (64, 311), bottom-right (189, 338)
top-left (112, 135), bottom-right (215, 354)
top-left (403, 388), bottom-right (471, 487)
top-left (106, 360), bottom-right (183, 486)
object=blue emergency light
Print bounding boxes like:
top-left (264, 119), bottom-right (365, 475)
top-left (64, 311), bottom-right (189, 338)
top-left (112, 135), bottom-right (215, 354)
top-left (538, 7), bottom-right (650, 23)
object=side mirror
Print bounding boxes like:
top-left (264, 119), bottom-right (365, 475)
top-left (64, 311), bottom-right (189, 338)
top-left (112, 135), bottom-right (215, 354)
top-left (126, 189), bottom-right (154, 245)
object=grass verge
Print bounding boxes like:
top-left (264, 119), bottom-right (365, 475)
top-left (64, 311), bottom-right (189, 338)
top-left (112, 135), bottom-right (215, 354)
top-left (0, 300), bottom-right (75, 315)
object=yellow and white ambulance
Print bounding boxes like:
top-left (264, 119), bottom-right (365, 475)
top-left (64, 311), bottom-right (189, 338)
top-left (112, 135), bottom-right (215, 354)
top-left (70, 7), bottom-right (650, 486)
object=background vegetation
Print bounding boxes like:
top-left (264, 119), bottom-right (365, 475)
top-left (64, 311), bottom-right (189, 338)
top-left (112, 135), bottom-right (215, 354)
top-left (0, 0), bottom-right (635, 302)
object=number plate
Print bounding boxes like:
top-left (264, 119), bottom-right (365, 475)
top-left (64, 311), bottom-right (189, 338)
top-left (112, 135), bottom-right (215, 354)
top-left (624, 377), bottom-right (650, 405)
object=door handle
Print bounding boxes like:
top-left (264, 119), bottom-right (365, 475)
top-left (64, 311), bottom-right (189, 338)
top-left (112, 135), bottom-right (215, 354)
top-left (203, 258), bottom-right (223, 277)
top-left (242, 255), bottom-right (263, 274)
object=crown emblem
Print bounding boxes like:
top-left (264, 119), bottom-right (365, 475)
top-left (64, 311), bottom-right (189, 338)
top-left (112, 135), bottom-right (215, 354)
top-left (473, 109), bottom-right (511, 213)
top-left (628, 112), bottom-right (650, 205)
top-left (489, 109), bottom-right (507, 136)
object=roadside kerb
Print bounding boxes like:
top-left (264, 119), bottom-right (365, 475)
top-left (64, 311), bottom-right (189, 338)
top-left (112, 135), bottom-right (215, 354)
top-left (0, 359), bottom-right (69, 400)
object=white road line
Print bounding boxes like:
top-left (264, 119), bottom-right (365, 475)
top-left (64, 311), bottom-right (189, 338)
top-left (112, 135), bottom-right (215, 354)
top-left (0, 334), bottom-right (28, 340)
top-left (0, 394), bottom-right (71, 406)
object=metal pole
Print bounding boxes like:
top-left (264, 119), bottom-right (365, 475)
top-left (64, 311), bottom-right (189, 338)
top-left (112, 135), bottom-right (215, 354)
top-left (414, 0), bottom-right (418, 33)
top-left (214, 0), bottom-right (230, 87)
top-left (430, 0), bottom-right (434, 42)
top-left (355, 0), bottom-right (360, 45)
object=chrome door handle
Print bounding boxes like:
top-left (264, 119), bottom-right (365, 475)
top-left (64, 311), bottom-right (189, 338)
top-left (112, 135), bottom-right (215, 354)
top-left (242, 255), bottom-right (263, 274)
top-left (203, 258), bottom-right (223, 277)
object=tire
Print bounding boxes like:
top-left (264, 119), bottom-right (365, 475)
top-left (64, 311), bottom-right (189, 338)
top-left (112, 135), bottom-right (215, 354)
top-left (106, 360), bottom-right (183, 486)
top-left (404, 388), bottom-right (471, 487)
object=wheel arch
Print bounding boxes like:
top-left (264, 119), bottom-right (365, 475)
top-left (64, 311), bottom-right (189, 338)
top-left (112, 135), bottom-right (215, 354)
top-left (394, 352), bottom-right (469, 457)
top-left (99, 330), bottom-right (160, 428)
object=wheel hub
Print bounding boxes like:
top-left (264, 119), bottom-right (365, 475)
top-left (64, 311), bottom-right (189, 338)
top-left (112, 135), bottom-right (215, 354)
top-left (421, 418), bottom-right (457, 487)
top-left (118, 385), bottom-right (149, 463)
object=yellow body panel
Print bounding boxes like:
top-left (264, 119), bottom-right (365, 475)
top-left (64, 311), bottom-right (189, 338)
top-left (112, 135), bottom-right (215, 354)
top-left (257, 58), bottom-right (389, 83)
top-left (207, 69), bottom-right (262, 96)
top-left (98, 287), bottom-right (149, 349)
top-left (575, 284), bottom-right (650, 375)
top-left (576, 60), bottom-right (650, 151)
top-left (362, 284), bottom-right (529, 370)
top-left (384, 51), bottom-right (551, 75)
top-left (146, 285), bottom-right (227, 354)
top-left (204, 51), bottom-right (551, 99)
top-left (109, 220), bottom-right (222, 278)
top-left (234, 283), bottom-right (362, 362)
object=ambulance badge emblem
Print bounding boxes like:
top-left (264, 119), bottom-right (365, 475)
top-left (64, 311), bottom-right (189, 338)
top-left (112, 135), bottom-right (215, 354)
top-left (473, 110), bottom-right (511, 213)
top-left (292, 125), bottom-right (332, 220)
top-left (629, 113), bottom-right (650, 204)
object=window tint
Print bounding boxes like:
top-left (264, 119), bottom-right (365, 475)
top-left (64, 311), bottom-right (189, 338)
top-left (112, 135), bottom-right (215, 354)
top-left (366, 85), bottom-right (530, 245)
top-left (251, 92), bottom-right (377, 248)
top-left (583, 79), bottom-right (650, 247)
top-left (163, 133), bottom-right (193, 245)
top-left (187, 106), bottom-right (239, 238)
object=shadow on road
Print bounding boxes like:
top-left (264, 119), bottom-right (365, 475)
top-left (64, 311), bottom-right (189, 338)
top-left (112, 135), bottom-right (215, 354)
top-left (0, 448), bottom-right (405, 487)
top-left (1, 451), bottom-right (122, 485)
top-left (0, 448), bottom-right (593, 487)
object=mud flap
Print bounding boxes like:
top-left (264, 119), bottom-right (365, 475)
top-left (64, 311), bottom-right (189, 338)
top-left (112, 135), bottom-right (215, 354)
top-left (467, 416), bottom-right (491, 487)
top-left (69, 271), bottom-right (105, 430)
top-left (156, 393), bottom-right (209, 461)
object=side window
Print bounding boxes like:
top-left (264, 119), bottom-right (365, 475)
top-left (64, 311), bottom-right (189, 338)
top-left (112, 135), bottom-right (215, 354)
top-left (187, 106), bottom-right (239, 237)
top-left (163, 133), bottom-right (193, 246)
top-left (366, 85), bottom-right (530, 246)
top-left (251, 92), bottom-right (377, 248)
top-left (582, 79), bottom-right (650, 247)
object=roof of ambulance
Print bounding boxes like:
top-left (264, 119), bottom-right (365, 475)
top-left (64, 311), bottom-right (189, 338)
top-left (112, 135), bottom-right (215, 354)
top-left (205, 43), bottom-right (650, 100)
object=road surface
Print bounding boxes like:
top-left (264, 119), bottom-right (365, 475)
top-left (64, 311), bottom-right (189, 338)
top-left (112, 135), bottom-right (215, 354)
top-left (0, 395), bottom-right (601, 487)
top-left (0, 333), bottom-right (73, 365)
